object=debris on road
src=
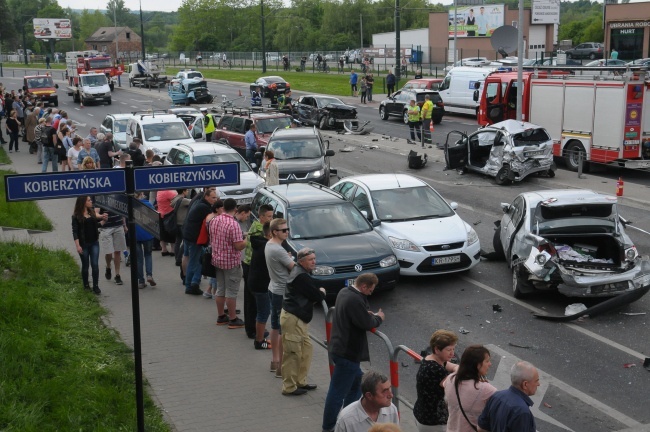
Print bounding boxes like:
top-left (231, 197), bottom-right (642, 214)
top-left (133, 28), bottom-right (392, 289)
top-left (543, 402), bottom-right (552, 409)
top-left (509, 342), bottom-right (532, 349)
top-left (565, 303), bottom-right (587, 316)
top-left (459, 327), bottom-right (470, 334)
top-left (623, 363), bottom-right (637, 368)
top-left (619, 312), bottom-right (647, 316)
top-left (473, 220), bottom-right (482, 226)
top-left (340, 147), bottom-right (355, 152)
top-left (492, 304), bottom-right (502, 313)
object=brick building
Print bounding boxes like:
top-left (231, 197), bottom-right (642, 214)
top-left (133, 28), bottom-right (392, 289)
top-left (85, 26), bottom-right (141, 59)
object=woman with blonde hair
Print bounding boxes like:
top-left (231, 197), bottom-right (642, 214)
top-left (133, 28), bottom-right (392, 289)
top-left (80, 156), bottom-right (96, 170)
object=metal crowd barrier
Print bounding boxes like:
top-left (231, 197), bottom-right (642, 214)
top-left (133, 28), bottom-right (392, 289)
top-left (319, 300), bottom-right (422, 412)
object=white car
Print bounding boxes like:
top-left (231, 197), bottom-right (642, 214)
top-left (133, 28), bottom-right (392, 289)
top-left (444, 57), bottom-right (490, 73)
top-left (331, 174), bottom-right (481, 276)
top-left (125, 112), bottom-right (196, 157)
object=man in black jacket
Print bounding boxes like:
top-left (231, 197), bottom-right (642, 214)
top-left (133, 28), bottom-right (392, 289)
top-left (322, 273), bottom-right (384, 432)
top-left (280, 248), bottom-right (326, 396)
top-left (181, 188), bottom-right (217, 295)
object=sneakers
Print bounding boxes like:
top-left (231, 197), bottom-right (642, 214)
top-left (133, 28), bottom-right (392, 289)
top-left (146, 276), bottom-right (156, 287)
top-left (202, 291), bottom-right (213, 299)
top-left (105, 267), bottom-right (112, 280)
top-left (138, 282), bottom-right (146, 289)
top-left (228, 317), bottom-right (245, 329)
top-left (114, 275), bottom-right (123, 285)
top-left (83, 282), bottom-right (91, 292)
top-left (216, 314), bottom-right (229, 325)
top-left (254, 339), bottom-right (272, 350)
top-left (92, 285), bottom-right (101, 294)
top-left (185, 284), bottom-right (203, 295)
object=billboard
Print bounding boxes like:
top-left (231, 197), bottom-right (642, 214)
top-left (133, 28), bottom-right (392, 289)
top-left (448, 4), bottom-right (505, 38)
top-left (531, 0), bottom-right (560, 25)
top-left (33, 18), bottom-right (72, 39)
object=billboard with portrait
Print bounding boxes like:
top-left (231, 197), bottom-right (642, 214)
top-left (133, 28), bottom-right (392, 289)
top-left (448, 4), bottom-right (505, 38)
top-left (33, 18), bottom-right (72, 39)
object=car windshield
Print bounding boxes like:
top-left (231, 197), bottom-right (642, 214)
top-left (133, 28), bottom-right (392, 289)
top-left (512, 128), bottom-right (551, 147)
top-left (533, 203), bottom-right (617, 234)
top-left (288, 203), bottom-right (372, 239)
top-left (371, 186), bottom-right (454, 221)
top-left (265, 77), bottom-right (285, 84)
top-left (194, 152), bottom-right (250, 171)
top-left (27, 77), bottom-right (54, 88)
top-left (316, 97), bottom-right (344, 108)
top-left (81, 75), bottom-right (107, 87)
top-left (88, 58), bottom-right (112, 68)
top-left (255, 117), bottom-right (293, 133)
top-left (186, 72), bottom-right (203, 79)
top-left (114, 119), bottom-right (128, 133)
top-left (267, 138), bottom-right (322, 159)
top-left (142, 122), bottom-right (191, 141)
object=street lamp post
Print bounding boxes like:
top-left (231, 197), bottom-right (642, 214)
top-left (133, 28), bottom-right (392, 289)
top-left (139, 0), bottom-right (145, 61)
top-left (261, 0), bottom-right (267, 72)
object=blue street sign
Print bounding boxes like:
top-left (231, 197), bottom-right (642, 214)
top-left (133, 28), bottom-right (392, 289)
top-left (133, 162), bottom-right (240, 192)
top-left (94, 194), bottom-right (129, 218)
top-left (4, 169), bottom-right (127, 202)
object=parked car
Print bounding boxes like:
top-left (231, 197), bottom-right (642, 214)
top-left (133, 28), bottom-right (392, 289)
top-left (213, 108), bottom-right (294, 156)
top-left (584, 59), bottom-right (627, 67)
top-left (249, 76), bottom-right (290, 97)
top-left (294, 95), bottom-right (357, 130)
top-left (444, 120), bottom-right (556, 185)
top-left (257, 127), bottom-right (335, 186)
top-left (565, 42), bottom-right (604, 60)
top-left (164, 142), bottom-right (264, 205)
top-left (125, 111), bottom-right (196, 157)
top-left (627, 58), bottom-right (650, 66)
top-left (401, 78), bottom-right (443, 91)
top-left (332, 174), bottom-right (481, 276)
top-left (100, 113), bottom-right (134, 150)
top-left (493, 189), bottom-right (650, 298)
top-left (443, 57), bottom-right (490, 73)
top-left (251, 183), bottom-right (400, 297)
top-left (173, 69), bottom-right (204, 82)
top-left (379, 89), bottom-right (444, 124)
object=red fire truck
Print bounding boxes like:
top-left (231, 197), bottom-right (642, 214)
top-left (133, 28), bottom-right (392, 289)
top-left (477, 70), bottom-right (650, 170)
top-left (65, 51), bottom-right (123, 91)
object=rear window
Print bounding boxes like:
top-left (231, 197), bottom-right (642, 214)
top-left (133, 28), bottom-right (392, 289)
top-left (415, 93), bottom-right (442, 103)
top-left (512, 128), bottom-right (550, 147)
top-left (540, 204), bottom-right (614, 220)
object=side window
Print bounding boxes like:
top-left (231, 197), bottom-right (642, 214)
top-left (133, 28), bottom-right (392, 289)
top-left (486, 82), bottom-right (501, 103)
top-left (511, 196), bottom-right (525, 227)
top-left (439, 75), bottom-right (451, 91)
top-left (351, 188), bottom-right (371, 216)
top-left (179, 151), bottom-right (191, 165)
top-left (219, 115), bottom-right (233, 130)
top-left (231, 117), bottom-right (245, 133)
top-left (167, 149), bottom-right (178, 163)
top-left (301, 97), bottom-right (312, 106)
top-left (102, 117), bottom-right (111, 129)
top-left (338, 183), bottom-right (356, 200)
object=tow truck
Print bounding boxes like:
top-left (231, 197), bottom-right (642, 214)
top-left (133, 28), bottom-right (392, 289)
top-left (476, 68), bottom-right (650, 170)
top-left (127, 60), bottom-right (168, 88)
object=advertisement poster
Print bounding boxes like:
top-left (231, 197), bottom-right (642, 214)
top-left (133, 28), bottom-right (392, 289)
top-left (448, 4), bottom-right (504, 38)
top-left (33, 18), bottom-right (72, 39)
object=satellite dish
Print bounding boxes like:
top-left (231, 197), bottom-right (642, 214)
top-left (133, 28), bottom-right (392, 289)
top-left (491, 25), bottom-right (519, 58)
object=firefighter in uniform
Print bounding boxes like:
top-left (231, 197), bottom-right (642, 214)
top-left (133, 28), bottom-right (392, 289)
top-left (201, 107), bottom-right (215, 142)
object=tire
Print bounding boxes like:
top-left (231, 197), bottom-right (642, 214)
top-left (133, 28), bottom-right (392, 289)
top-left (319, 116), bottom-right (328, 130)
top-left (547, 169), bottom-right (555, 178)
top-left (107, 99), bottom-right (112, 105)
top-left (495, 167), bottom-right (512, 185)
top-left (564, 142), bottom-right (586, 172)
top-left (433, 116), bottom-right (442, 125)
top-left (589, 53), bottom-right (596, 60)
top-left (379, 106), bottom-right (388, 121)
top-left (54, 100), bottom-right (58, 107)
top-left (403, 110), bottom-right (409, 125)
top-left (492, 228), bottom-right (506, 261)
top-left (512, 263), bottom-right (532, 299)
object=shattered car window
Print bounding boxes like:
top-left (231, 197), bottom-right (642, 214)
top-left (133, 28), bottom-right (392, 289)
top-left (535, 204), bottom-right (617, 234)
top-left (512, 128), bottom-right (551, 147)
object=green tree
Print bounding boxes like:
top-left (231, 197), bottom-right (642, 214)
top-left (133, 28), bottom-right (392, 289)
top-left (106, 0), bottom-right (139, 29)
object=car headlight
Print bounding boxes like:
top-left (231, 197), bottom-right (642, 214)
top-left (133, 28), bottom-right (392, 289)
top-left (625, 246), bottom-right (638, 261)
top-left (312, 265), bottom-right (335, 276)
top-left (309, 169), bottom-right (324, 178)
top-left (388, 236), bottom-right (419, 251)
top-left (253, 182), bottom-right (263, 194)
top-left (467, 227), bottom-right (479, 246)
top-left (380, 255), bottom-right (397, 267)
top-left (258, 169), bottom-right (266, 178)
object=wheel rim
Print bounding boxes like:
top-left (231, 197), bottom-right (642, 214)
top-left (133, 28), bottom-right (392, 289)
top-left (569, 147), bottom-right (583, 167)
top-left (403, 111), bottom-right (409, 124)
top-left (380, 107), bottom-right (386, 119)
top-left (512, 266), bottom-right (518, 294)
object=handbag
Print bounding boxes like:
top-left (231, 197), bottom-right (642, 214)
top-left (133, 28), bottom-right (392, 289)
top-left (201, 245), bottom-right (216, 277)
top-left (196, 216), bottom-right (210, 245)
top-left (55, 141), bottom-right (67, 159)
top-left (454, 377), bottom-right (478, 432)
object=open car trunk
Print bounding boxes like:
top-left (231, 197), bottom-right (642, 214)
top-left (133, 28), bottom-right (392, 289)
top-left (542, 234), bottom-right (622, 270)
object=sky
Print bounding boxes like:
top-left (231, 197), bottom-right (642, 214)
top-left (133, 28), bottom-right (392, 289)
top-left (54, 0), bottom-right (649, 14)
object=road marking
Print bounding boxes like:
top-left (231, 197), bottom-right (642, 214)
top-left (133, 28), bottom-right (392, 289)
top-left (87, 113), bottom-right (94, 117)
top-left (460, 275), bottom-right (648, 361)
top-left (74, 108), bottom-right (80, 111)
top-left (130, 105), bottom-right (138, 109)
top-left (121, 102), bottom-right (127, 105)
top-left (488, 344), bottom-right (641, 430)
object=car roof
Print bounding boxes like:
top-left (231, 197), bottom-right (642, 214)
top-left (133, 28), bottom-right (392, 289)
top-left (174, 142), bottom-right (236, 156)
top-left (263, 184), bottom-right (344, 207)
top-left (521, 189), bottom-right (617, 206)
top-left (406, 78), bottom-right (442, 83)
top-left (487, 119), bottom-right (546, 135)
top-left (270, 128), bottom-right (318, 139)
top-left (108, 113), bottom-right (134, 120)
top-left (405, 89), bottom-right (441, 95)
top-left (133, 114), bottom-right (183, 124)
top-left (341, 174), bottom-right (427, 191)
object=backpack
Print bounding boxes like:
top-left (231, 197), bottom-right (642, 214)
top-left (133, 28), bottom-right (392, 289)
top-left (162, 197), bottom-right (181, 234)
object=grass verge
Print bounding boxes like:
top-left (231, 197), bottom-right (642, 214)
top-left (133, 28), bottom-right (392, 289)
top-left (0, 147), bottom-right (10, 164)
top-left (0, 243), bottom-right (170, 431)
top-left (0, 169), bottom-right (53, 231)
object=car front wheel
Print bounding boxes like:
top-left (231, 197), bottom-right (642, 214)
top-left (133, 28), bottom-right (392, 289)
top-left (379, 106), bottom-right (388, 121)
top-left (512, 263), bottom-right (531, 299)
top-left (319, 116), bottom-right (328, 129)
top-left (403, 110), bottom-right (410, 124)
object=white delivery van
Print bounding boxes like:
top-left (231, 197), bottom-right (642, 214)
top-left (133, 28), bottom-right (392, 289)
top-left (66, 71), bottom-right (112, 105)
top-left (438, 66), bottom-right (497, 116)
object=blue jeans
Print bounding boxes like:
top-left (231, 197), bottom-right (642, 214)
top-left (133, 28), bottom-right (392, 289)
top-left (322, 355), bottom-right (363, 431)
top-left (42, 146), bottom-right (59, 172)
top-left (254, 292), bottom-right (271, 323)
top-left (246, 148), bottom-right (257, 169)
top-left (79, 241), bottom-right (100, 287)
top-left (136, 239), bottom-right (153, 283)
top-left (184, 240), bottom-right (202, 290)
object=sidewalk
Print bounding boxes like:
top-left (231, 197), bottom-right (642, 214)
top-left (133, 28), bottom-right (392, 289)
top-left (1, 148), bottom-right (418, 432)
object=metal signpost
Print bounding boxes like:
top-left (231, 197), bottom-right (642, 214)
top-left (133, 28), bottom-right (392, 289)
top-left (4, 161), bottom-right (240, 431)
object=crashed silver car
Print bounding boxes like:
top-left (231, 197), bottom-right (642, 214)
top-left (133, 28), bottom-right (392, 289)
top-left (493, 189), bottom-right (650, 298)
top-left (444, 120), bottom-right (555, 185)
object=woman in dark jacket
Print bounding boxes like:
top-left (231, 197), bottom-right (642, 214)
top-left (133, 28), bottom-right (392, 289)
top-left (71, 195), bottom-right (104, 294)
top-left (6, 109), bottom-right (20, 152)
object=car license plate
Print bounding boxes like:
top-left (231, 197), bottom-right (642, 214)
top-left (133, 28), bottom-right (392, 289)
top-left (236, 197), bottom-right (253, 205)
top-left (345, 278), bottom-right (356, 287)
top-left (432, 255), bottom-right (460, 265)
top-left (524, 150), bottom-right (544, 157)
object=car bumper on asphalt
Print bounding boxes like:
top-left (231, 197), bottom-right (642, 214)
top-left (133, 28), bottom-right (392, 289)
top-left (395, 240), bottom-right (481, 276)
top-left (512, 160), bottom-right (556, 182)
top-left (315, 264), bottom-right (400, 297)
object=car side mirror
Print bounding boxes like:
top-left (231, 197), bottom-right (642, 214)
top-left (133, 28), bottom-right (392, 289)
top-left (371, 219), bottom-right (381, 227)
top-left (250, 163), bottom-right (257, 169)
top-left (474, 82), bottom-right (481, 89)
top-left (325, 149), bottom-right (335, 157)
top-left (55, 84), bottom-right (59, 89)
top-left (500, 203), bottom-right (510, 213)
top-left (449, 201), bottom-right (459, 210)
top-left (473, 90), bottom-right (479, 102)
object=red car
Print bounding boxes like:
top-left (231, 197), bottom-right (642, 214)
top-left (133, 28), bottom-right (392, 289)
top-left (401, 78), bottom-right (443, 91)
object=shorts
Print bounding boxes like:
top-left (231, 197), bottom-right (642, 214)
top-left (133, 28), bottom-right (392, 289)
top-left (215, 266), bottom-right (242, 298)
top-left (269, 291), bottom-right (283, 331)
top-left (99, 226), bottom-right (127, 254)
top-left (254, 292), bottom-right (271, 324)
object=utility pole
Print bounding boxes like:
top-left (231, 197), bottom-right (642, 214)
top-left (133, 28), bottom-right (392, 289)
top-left (139, 0), bottom-right (145, 61)
top-left (261, 0), bottom-right (266, 73)
top-left (395, 0), bottom-right (400, 80)
top-left (360, 13), bottom-right (363, 50)
top-left (453, 0), bottom-right (458, 65)
top-left (113, 3), bottom-right (119, 60)
top-left (516, 0), bottom-right (524, 121)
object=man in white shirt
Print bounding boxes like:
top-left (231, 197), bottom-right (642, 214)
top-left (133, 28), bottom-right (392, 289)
top-left (334, 371), bottom-right (399, 432)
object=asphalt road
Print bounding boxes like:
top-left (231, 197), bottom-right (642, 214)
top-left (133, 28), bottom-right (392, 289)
top-left (4, 70), bottom-right (650, 432)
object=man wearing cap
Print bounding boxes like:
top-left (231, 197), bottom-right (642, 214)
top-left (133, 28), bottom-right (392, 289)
top-left (201, 107), bottom-right (215, 142)
top-left (280, 247), bottom-right (326, 396)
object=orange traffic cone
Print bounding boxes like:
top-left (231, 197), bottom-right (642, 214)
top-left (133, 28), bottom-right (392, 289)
top-left (430, 122), bottom-right (434, 133)
top-left (616, 176), bottom-right (624, 197)
top-left (80, 99), bottom-right (84, 108)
